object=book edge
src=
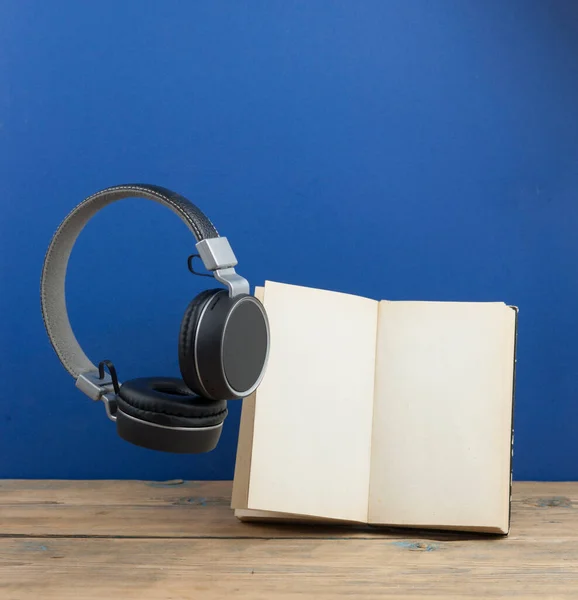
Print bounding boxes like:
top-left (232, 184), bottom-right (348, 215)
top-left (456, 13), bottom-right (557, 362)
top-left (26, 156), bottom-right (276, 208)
top-left (234, 509), bottom-right (506, 534)
top-left (506, 304), bottom-right (519, 536)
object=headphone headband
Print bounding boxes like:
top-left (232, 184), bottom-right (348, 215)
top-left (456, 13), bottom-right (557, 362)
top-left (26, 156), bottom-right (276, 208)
top-left (41, 184), bottom-right (249, 388)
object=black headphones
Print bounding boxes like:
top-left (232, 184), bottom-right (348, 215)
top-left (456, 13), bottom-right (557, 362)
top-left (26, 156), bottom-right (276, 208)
top-left (41, 184), bottom-right (270, 454)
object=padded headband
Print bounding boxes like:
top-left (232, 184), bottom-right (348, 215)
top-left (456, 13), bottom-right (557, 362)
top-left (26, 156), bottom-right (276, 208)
top-left (41, 183), bottom-right (247, 382)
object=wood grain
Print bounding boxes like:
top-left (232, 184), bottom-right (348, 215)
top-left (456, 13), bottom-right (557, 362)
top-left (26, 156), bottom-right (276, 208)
top-left (0, 480), bottom-right (577, 599)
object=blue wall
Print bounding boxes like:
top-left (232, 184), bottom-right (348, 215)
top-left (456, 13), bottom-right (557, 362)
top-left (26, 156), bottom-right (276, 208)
top-left (1, 1), bottom-right (577, 480)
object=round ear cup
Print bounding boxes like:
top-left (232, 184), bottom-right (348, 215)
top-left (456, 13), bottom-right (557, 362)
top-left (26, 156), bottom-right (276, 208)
top-left (115, 377), bottom-right (227, 454)
top-left (179, 289), bottom-right (269, 401)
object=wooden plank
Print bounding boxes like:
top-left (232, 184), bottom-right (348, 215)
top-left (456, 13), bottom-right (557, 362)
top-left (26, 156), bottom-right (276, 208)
top-left (1, 536), bottom-right (577, 599)
top-left (0, 480), bottom-right (576, 540)
top-left (0, 481), bottom-right (577, 598)
top-left (0, 480), bottom-right (372, 539)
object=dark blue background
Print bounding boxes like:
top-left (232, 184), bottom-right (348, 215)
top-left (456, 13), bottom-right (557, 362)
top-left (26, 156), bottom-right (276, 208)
top-left (1, 1), bottom-right (577, 480)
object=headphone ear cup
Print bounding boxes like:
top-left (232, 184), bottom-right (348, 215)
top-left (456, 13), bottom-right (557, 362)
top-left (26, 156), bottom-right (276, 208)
top-left (115, 377), bottom-right (228, 454)
top-left (117, 377), bottom-right (227, 428)
top-left (178, 289), bottom-right (222, 395)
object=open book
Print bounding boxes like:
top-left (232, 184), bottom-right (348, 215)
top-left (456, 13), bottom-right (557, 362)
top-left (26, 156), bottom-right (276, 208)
top-left (232, 281), bottom-right (517, 534)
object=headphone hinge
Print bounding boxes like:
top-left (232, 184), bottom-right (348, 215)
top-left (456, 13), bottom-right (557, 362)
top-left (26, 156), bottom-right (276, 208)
top-left (196, 237), bottom-right (238, 270)
top-left (214, 268), bottom-right (250, 297)
top-left (76, 371), bottom-right (118, 422)
top-left (195, 238), bottom-right (250, 297)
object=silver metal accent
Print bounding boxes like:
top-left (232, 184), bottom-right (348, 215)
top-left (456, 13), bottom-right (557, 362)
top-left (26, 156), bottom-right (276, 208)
top-left (196, 237), bottom-right (248, 298)
top-left (76, 371), bottom-right (113, 401)
top-left (196, 237), bottom-right (238, 271)
top-left (221, 296), bottom-right (270, 397)
top-left (76, 371), bottom-right (118, 421)
top-left (120, 410), bottom-right (223, 432)
top-left (214, 267), bottom-right (250, 297)
top-left (101, 393), bottom-right (118, 422)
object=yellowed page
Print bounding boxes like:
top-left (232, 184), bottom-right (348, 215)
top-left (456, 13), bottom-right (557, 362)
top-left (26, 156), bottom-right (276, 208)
top-left (369, 301), bottom-right (515, 533)
top-left (235, 508), bottom-right (357, 525)
top-left (247, 281), bottom-right (378, 522)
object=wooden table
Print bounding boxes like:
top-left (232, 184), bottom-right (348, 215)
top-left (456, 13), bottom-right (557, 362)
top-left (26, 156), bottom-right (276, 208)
top-left (0, 480), bottom-right (576, 599)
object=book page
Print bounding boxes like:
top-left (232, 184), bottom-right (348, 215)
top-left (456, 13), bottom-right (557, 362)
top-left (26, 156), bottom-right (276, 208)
top-left (246, 280), bottom-right (378, 522)
top-left (235, 508), bottom-right (358, 525)
top-left (369, 301), bottom-right (516, 532)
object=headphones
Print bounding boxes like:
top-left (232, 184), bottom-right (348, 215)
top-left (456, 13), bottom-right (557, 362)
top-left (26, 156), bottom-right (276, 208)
top-left (41, 184), bottom-right (270, 454)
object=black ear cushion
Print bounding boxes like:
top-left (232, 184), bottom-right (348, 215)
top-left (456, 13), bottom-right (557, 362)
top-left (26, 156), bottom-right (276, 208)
top-left (117, 377), bottom-right (227, 428)
top-left (178, 289), bottom-right (223, 394)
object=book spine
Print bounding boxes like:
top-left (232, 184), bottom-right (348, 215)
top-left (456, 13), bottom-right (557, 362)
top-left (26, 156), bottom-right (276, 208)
top-left (507, 305), bottom-right (519, 535)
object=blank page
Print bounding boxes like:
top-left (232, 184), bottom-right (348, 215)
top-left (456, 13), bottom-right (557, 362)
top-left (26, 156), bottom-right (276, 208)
top-left (247, 281), bottom-right (378, 522)
top-left (369, 301), bottom-right (516, 532)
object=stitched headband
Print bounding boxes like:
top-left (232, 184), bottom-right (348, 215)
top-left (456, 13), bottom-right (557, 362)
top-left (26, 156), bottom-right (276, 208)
top-left (40, 183), bottom-right (247, 383)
